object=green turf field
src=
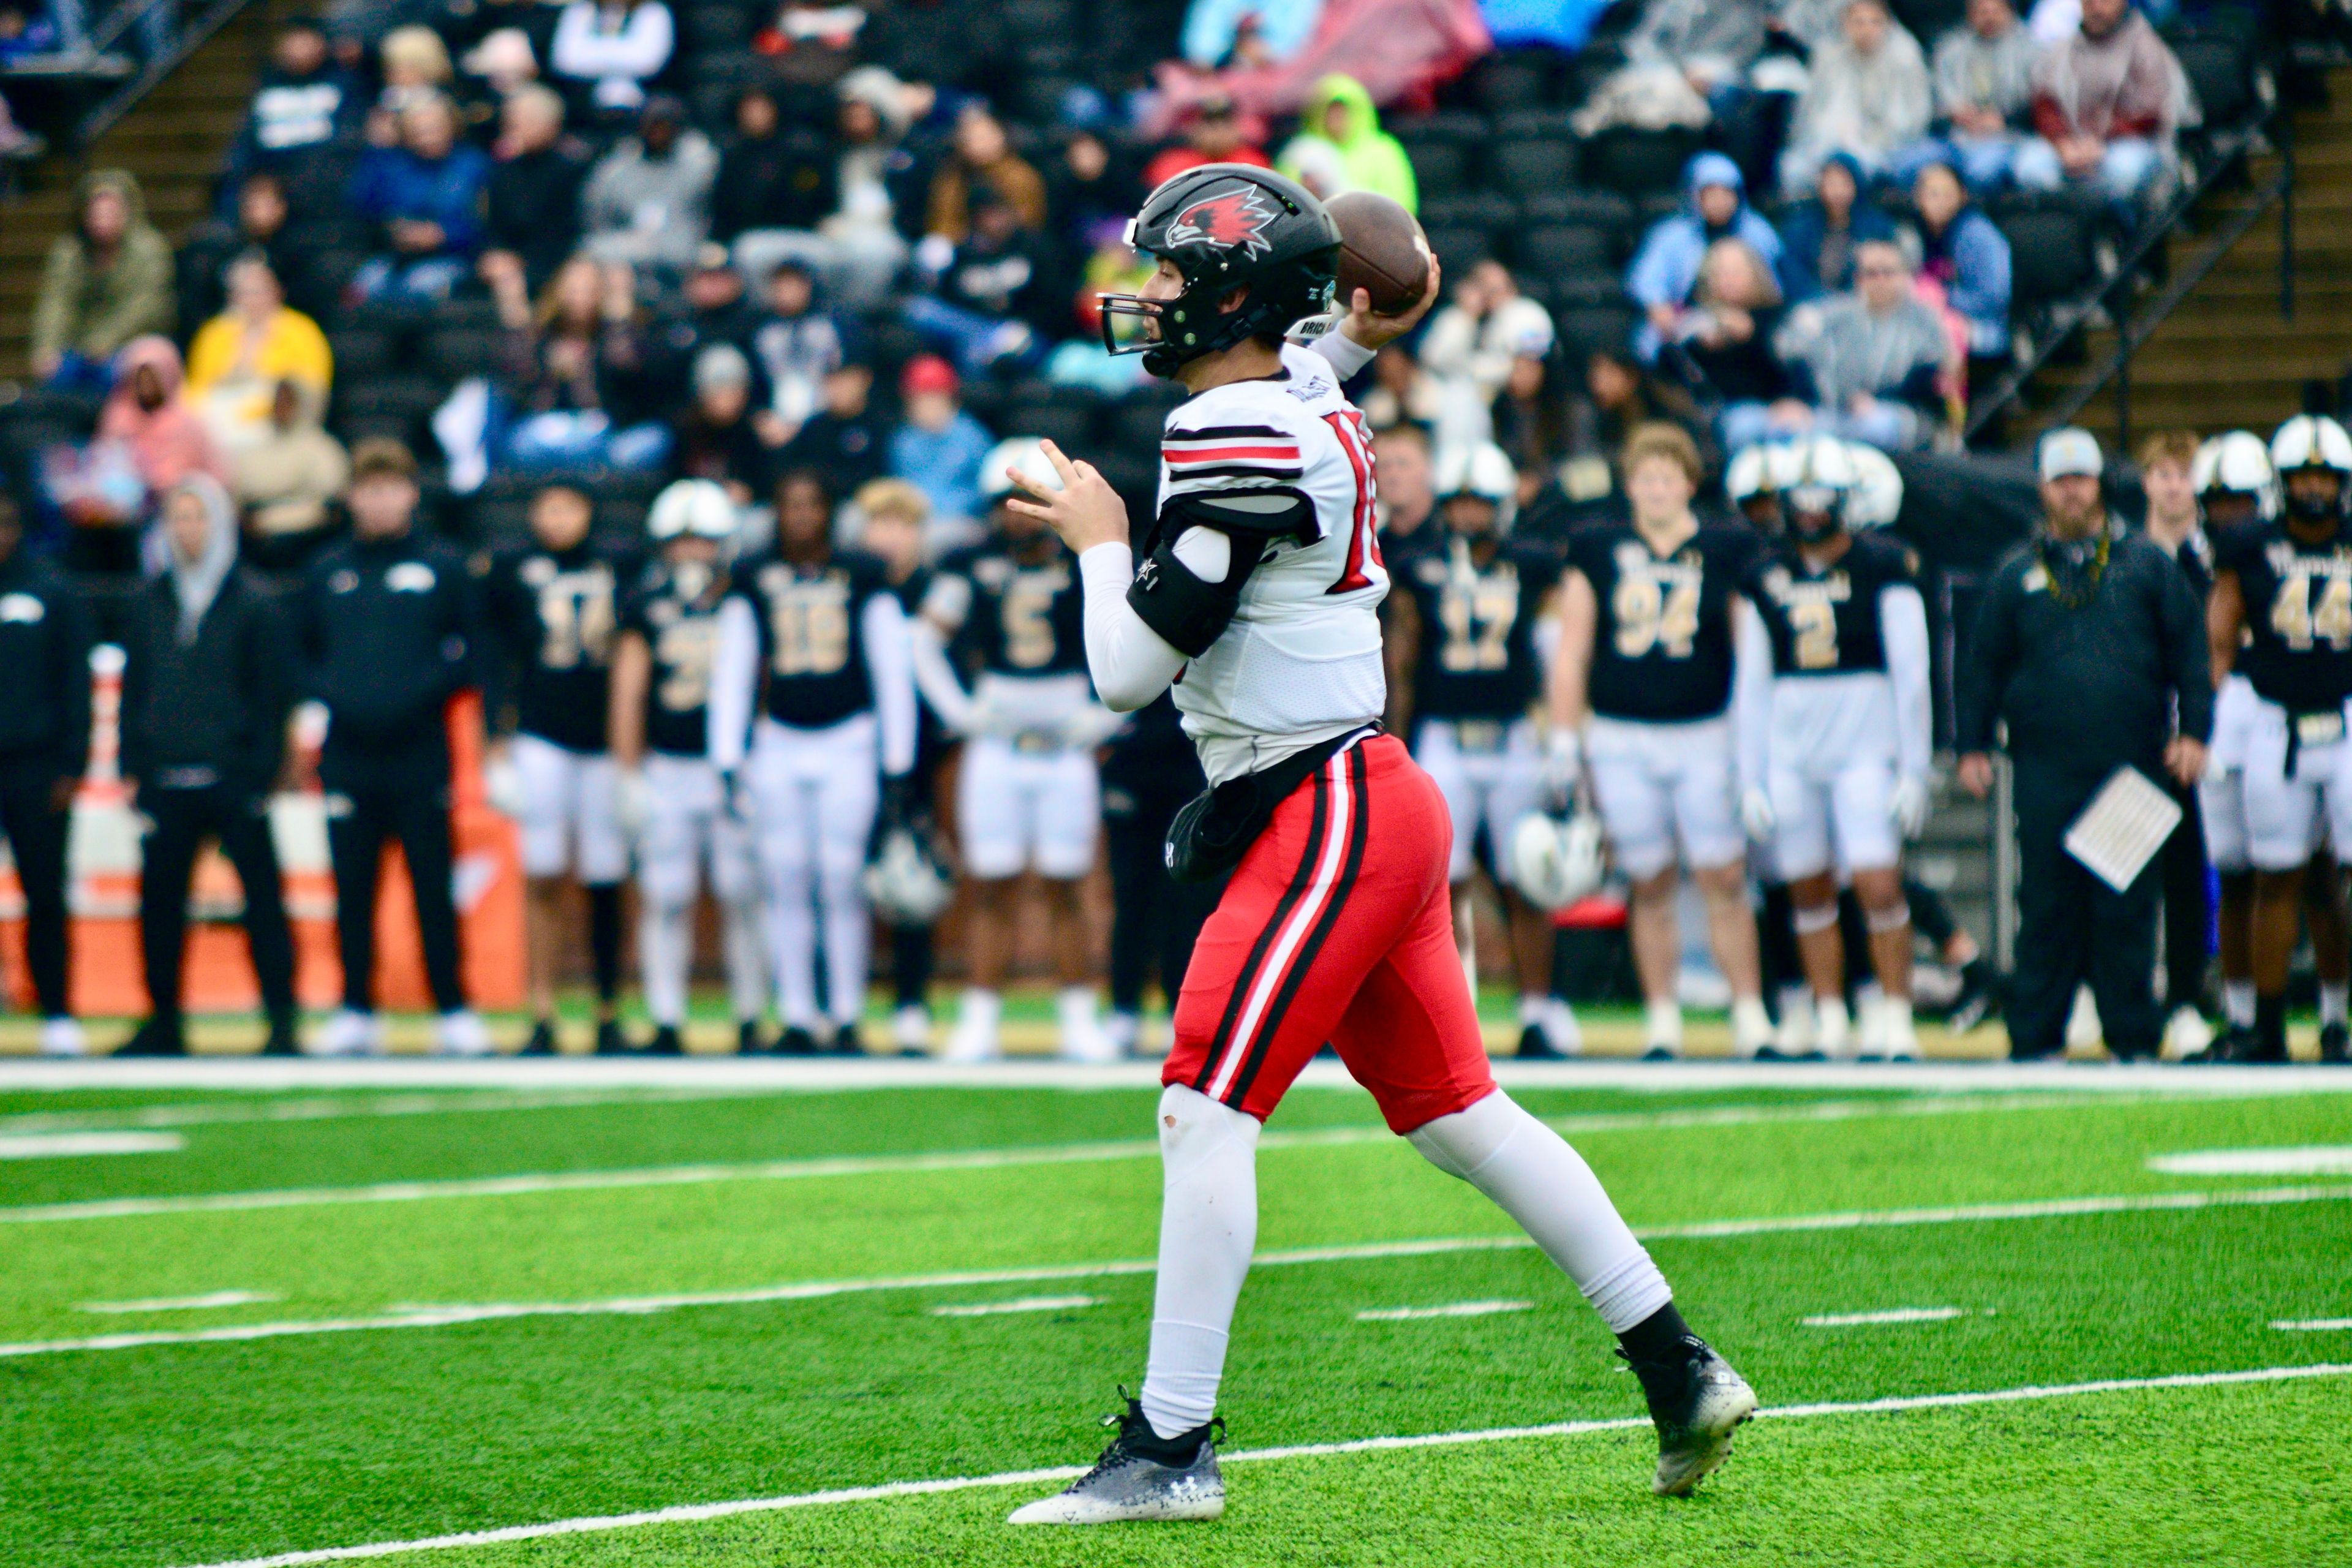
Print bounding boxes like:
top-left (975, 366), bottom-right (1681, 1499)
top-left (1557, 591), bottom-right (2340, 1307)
top-left (6, 1071), bottom-right (2350, 1567)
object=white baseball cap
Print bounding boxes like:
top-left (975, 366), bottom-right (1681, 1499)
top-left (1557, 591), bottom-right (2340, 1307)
top-left (2038, 427), bottom-right (2104, 482)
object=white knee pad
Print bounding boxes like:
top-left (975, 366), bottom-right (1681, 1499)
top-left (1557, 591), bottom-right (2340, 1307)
top-left (1157, 1083), bottom-right (1262, 1178)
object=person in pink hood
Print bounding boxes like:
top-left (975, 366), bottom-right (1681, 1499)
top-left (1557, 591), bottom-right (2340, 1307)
top-left (98, 336), bottom-right (230, 498)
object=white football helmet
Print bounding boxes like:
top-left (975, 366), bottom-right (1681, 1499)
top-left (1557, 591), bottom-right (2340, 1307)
top-left (1434, 440), bottom-right (1519, 532)
top-left (2271, 413), bottom-right (2352, 477)
top-left (2191, 431), bottom-right (2280, 522)
top-left (1724, 443), bottom-right (1780, 505)
top-left (647, 478), bottom-right (739, 541)
top-left (1510, 807), bottom-right (1607, 912)
top-left (1841, 440), bottom-right (1904, 529)
top-left (979, 436), bottom-right (1065, 503)
top-left (1782, 435), bottom-right (1858, 540)
top-left (864, 823), bottom-right (956, 926)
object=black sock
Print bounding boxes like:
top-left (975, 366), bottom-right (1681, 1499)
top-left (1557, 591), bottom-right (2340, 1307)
top-left (587, 883), bottom-right (624, 1005)
top-left (1616, 1300), bottom-right (1695, 1364)
top-left (2255, 993), bottom-right (2288, 1058)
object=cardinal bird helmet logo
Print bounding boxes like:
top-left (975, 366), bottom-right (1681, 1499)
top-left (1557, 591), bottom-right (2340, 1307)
top-left (1166, 184), bottom-right (1278, 257)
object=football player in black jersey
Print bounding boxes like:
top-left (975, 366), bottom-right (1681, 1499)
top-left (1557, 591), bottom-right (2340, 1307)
top-left (2204, 415), bottom-right (2352, 1063)
top-left (1735, 438), bottom-right (1933, 1060)
top-left (1387, 442), bottom-right (1577, 1057)
top-left (609, 480), bottom-right (769, 1057)
top-left (918, 439), bottom-right (1125, 1063)
top-left (483, 483), bottom-right (636, 1057)
top-left (1548, 423), bottom-right (1773, 1058)
top-left (710, 469), bottom-right (918, 1054)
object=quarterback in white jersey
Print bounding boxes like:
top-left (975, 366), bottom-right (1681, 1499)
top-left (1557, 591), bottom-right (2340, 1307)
top-left (992, 164), bottom-right (1753, 1530)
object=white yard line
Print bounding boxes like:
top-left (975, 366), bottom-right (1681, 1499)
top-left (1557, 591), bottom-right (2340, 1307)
top-left (0, 1131), bottom-right (184, 1158)
top-left (8, 1185), bottom-right (2346, 1361)
top-left (166, 1362), bottom-right (2352, 1568)
top-left (1802, 1306), bottom-right (1985, 1327)
top-left (2271, 1318), bottom-right (2352, 1331)
top-left (1355, 1300), bottom-right (1531, 1321)
top-left (2147, 1146), bottom-right (2352, 1176)
top-left (929, 1297), bottom-right (1099, 1318)
top-left (0, 1088), bottom-right (783, 1138)
top-left (79, 1291), bottom-right (279, 1314)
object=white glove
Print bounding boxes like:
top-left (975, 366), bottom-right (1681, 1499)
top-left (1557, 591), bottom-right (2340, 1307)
top-left (1888, 774), bottom-right (1931, 839)
top-left (1542, 729), bottom-right (1583, 801)
top-left (1059, 704), bottom-right (1129, 751)
top-left (616, 767), bottom-right (651, 840)
top-left (963, 685), bottom-right (1018, 739)
top-left (484, 752), bottom-right (527, 818)
top-left (1740, 786), bottom-right (1777, 842)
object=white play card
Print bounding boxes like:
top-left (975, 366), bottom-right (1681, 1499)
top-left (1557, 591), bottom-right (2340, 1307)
top-left (2063, 766), bottom-right (2183, 893)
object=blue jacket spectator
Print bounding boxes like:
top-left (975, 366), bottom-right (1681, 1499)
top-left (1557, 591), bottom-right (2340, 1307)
top-left (1910, 160), bottom-right (2010, 359)
top-left (347, 94), bottom-right (489, 301)
top-left (888, 354), bottom-right (993, 543)
top-left (1626, 153), bottom-right (1782, 361)
top-left (1773, 151), bottom-right (1898, 304)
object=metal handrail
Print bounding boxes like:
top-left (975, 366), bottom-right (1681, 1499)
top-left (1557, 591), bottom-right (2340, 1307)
top-left (74, 0), bottom-right (257, 146)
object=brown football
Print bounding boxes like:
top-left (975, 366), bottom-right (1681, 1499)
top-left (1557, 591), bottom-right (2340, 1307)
top-left (1327, 189), bottom-right (1432, 316)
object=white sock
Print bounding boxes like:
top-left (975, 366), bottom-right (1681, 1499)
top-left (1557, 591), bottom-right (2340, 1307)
top-left (1140, 1084), bottom-right (1261, 1440)
top-left (1517, 993), bottom-right (1547, 1026)
top-left (2223, 981), bottom-right (2256, 1028)
top-left (2323, 984), bottom-right (2348, 1027)
top-left (722, 897), bottom-right (767, 1022)
top-left (818, 861), bottom-right (869, 1030)
top-left (1058, 985), bottom-right (1098, 1032)
top-left (1409, 1090), bottom-right (1670, 1333)
top-left (638, 902), bottom-right (691, 1026)
top-left (769, 859), bottom-right (819, 1027)
top-left (958, 987), bottom-right (1001, 1030)
top-left (1644, 998), bottom-right (1683, 1049)
top-left (1731, 996), bottom-right (1773, 1057)
top-left (1815, 994), bottom-right (1852, 1054)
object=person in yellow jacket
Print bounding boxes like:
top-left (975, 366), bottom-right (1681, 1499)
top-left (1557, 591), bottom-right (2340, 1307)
top-left (1275, 74), bottom-right (1418, 213)
top-left (184, 255), bottom-right (333, 451)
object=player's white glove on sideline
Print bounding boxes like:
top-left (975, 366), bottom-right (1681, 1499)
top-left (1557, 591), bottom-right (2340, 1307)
top-left (1542, 730), bottom-right (1582, 805)
top-left (1740, 786), bottom-right (1777, 842)
top-left (484, 753), bottom-right (527, 818)
top-left (616, 767), bottom-right (652, 840)
top-left (1888, 775), bottom-right (1931, 839)
top-left (1059, 704), bottom-right (1129, 752)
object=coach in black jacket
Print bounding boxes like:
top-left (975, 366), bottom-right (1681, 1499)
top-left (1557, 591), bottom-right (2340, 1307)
top-left (1956, 429), bottom-right (2212, 1061)
top-left (0, 490), bottom-right (92, 1055)
top-left (118, 477), bottom-right (299, 1057)
top-left (298, 439), bottom-right (488, 1056)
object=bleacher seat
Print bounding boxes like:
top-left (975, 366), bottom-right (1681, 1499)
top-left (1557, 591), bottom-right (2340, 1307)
top-left (1553, 304), bottom-right (1640, 368)
top-left (1512, 222), bottom-right (1616, 277)
top-left (1390, 114), bottom-right (1483, 202)
top-left (1994, 206), bottom-right (2098, 317)
top-left (326, 329), bottom-right (394, 383)
top-left (685, 2), bottom-right (753, 51)
top-left (1582, 127), bottom-right (1702, 197)
top-left (1415, 190), bottom-right (1517, 239)
top-left (1422, 224), bottom-right (1494, 277)
top-left (1518, 188), bottom-right (1637, 234)
top-left (422, 327), bottom-right (503, 384)
top-left (1469, 51), bottom-right (1558, 115)
top-left (1002, 388), bottom-right (1099, 448)
top-left (1487, 132), bottom-right (1581, 202)
top-left (2171, 32), bottom-right (2259, 134)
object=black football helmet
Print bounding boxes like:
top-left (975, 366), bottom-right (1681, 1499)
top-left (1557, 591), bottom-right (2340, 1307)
top-left (1099, 163), bottom-right (1341, 378)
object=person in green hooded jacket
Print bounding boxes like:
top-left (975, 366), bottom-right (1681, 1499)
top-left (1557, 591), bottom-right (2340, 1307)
top-left (31, 169), bottom-right (178, 396)
top-left (1275, 74), bottom-right (1418, 213)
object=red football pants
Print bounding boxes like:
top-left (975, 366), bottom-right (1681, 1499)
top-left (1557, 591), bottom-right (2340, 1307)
top-left (1164, 734), bottom-right (1498, 1133)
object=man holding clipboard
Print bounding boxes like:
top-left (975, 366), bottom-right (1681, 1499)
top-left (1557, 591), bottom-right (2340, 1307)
top-left (1956, 428), bottom-right (2211, 1061)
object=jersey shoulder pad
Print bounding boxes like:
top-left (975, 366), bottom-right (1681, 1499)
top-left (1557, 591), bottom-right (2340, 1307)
top-left (1506, 537), bottom-right (1564, 584)
top-left (1851, 529), bottom-right (1920, 583)
top-left (1561, 520), bottom-right (1623, 578)
top-left (2210, 521), bottom-right (2270, 573)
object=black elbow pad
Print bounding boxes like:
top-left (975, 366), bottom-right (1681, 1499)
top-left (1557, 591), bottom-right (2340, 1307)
top-left (1128, 532), bottom-right (1245, 658)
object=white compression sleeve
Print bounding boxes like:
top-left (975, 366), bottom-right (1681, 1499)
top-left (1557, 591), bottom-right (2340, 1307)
top-left (1078, 542), bottom-right (1188, 712)
top-left (1732, 597), bottom-right (1776, 799)
top-left (1139, 1084), bottom-right (1262, 1441)
top-left (1305, 325), bottom-right (1376, 381)
top-left (708, 596), bottom-right (760, 771)
top-left (1882, 582), bottom-right (1933, 782)
top-left (908, 617), bottom-right (976, 733)
top-left (1408, 1090), bottom-right (1671, 1333)
top-left (861, 592), bottom-right (918, 777)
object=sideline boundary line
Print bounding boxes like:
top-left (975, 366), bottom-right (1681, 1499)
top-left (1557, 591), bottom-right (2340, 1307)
top-left (168, 1362), bottom-right (2352, 1568)
top-left (8, 1183), bottom-right (2346, 1360)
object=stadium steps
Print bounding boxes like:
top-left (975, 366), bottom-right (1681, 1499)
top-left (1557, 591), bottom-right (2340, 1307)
top-left (2024, 64), bottom-right (2352, 444)
top-left (0, 0), bottom-right (302, 379)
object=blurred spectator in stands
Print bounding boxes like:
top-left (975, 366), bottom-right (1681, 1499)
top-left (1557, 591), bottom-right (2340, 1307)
top-left (581, 94), bottom-right (715, 276)
top-left (652, 246), bottom-right (760, 407)
top-left (745, 256), bottom-right (847, 443)
top-left (1779, 0), bottom-right (1931, 194)
top-left (712, 86), bottom-right (837, 251)
top-left (364, 26), bottom-right (456, 146)
top-left (349, 93), bottom-right (488, 301)
top-left (752, 0), bottom-right (866, 89)
top-left (1628, 153), bottom-right (1781, 361)
top-left (782, 361), bottom-right (888, 500)
top-left (491, 253), bottom-right (670, 470)
top-left (925, 103), bottom-right (1046, 243)
top-left (1774, 238), bottom-right (1950, 448)
top-left (480, 83), bottom-right (589, 292)
top-left (183, 173), bottom-right (322, 327)
top-left (1895, 0), bottom-right (2037, 192)
top-left (671, 343), bottom-right (771, 506)
top-left (1613, 0), bottom-right (1767, 122)
top-left (1143, 92), bottom-right (1271, 188)
top-left (0, 488), bottom-right (89, 1057)
top-left (1419, 258), bottom-right (1555, 450)
top-left (1774, 151), bottom-right (1897, 303)
top-left (2014, 0), bottom-right (2180, 211)
top-left (888, 353), bottom-right (991, 546)
top-left (905, 187), bottom-right (1050, 376)
top-left (99, 336), bottom-right (229, 500)
top-left (461, 26), bottom-right (541, 106)
top-left (794, 65), bottom-right (917, 310)
top-left (1661, 237), bottom-right (1799, 452)
top-left (1490, 349), bottom-right (1568, 475)
top-left (219, 20), bottom-right (363, 221)
top-left (1050, 126), bottom-right (1140, 269)
top-left (1276, 74), bottom-right (1415, 210)
top-left (31, 170), bottom-right (176, 394)
top-left (184, 255), bottom-right (333, 454)
top-left (1565, 347), bottom-right (1712, 499)
top-left (1184, 0), bottom-right (1324, 67)
top-left (550, 0), bottom-right (673, 116)
top-left (1908, 160), bottom-right (2011, 364)
top-left (0, 0), bottom-right (61, 59)
top-left (1373, 422), bottom-right (1436, 556)
top-left (1359, 341), bottom-right (1444, 432)
top-left (232, 379), bottom-right (349, 568)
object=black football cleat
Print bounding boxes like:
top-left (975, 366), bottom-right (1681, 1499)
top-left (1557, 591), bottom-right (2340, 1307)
top-left (1515, 1022), bottom-right (1568, 1060)
top-left (643, 1023), bottom-right (685, 1057)
top-left (1622, 1336), bottom-right (1758, 1496)
top-left (261, 1011), bottom-right (301, 1057)
top-left (776, 1025), bottom-right (821, 1057)
top-left (116, 1016), bottom-right (187, 1057)
top-left (1007, 1397), bottom-right (1224, 1525)
top-left (2321, 1022), bottom-right (2350, 1063)
top-left (1945, 960), bottom-right (2003, 1035)
top-left (736, 1019), bottom-right (769, 1056)
top-left (594, 1019), bottom-right (632, 1056)
top-left (518, 1019), bottom-right (559, 1057)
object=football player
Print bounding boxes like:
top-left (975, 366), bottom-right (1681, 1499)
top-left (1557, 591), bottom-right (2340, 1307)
top-left (1548, 423), bottom-right (1774, 1059)
top-left (2204, 415), bottom-right (2352, 1063)
top-left (710, 469), bottom-right (917, 1054)
top-left (1386, 440), bottom-right (1577, 1056)
top-left (918, 439), bottom-right (1125, 1063)
top-left (483, 483), bottom-right (634, 1056)
top-left (1735, 437), bottom-right (1933, 1060)
top-left (1001, 164), bottom-right (1751, 1526)
top-left (608, 480), bottom-right (768, 1057)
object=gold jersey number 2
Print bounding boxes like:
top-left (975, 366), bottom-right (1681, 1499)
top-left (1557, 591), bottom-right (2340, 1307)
top-left (2269, 570), bottom-right (2352, 652)
top-left (1612, 575), bottom-right (1700, 659)
top-left (1789, 600), bottom-right (1839, 669)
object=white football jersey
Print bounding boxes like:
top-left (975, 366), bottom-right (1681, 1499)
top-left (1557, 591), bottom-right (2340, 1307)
top-left (1156, 341), bottom-right (1389, 782)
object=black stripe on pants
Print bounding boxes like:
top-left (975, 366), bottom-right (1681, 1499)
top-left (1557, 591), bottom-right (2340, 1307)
top-left (138, 786), bottom-right (296, 1022)
top-left (0, 757), bottom-right (71, 1017)
top-left (323, 744), bottom-right (466, 1014)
